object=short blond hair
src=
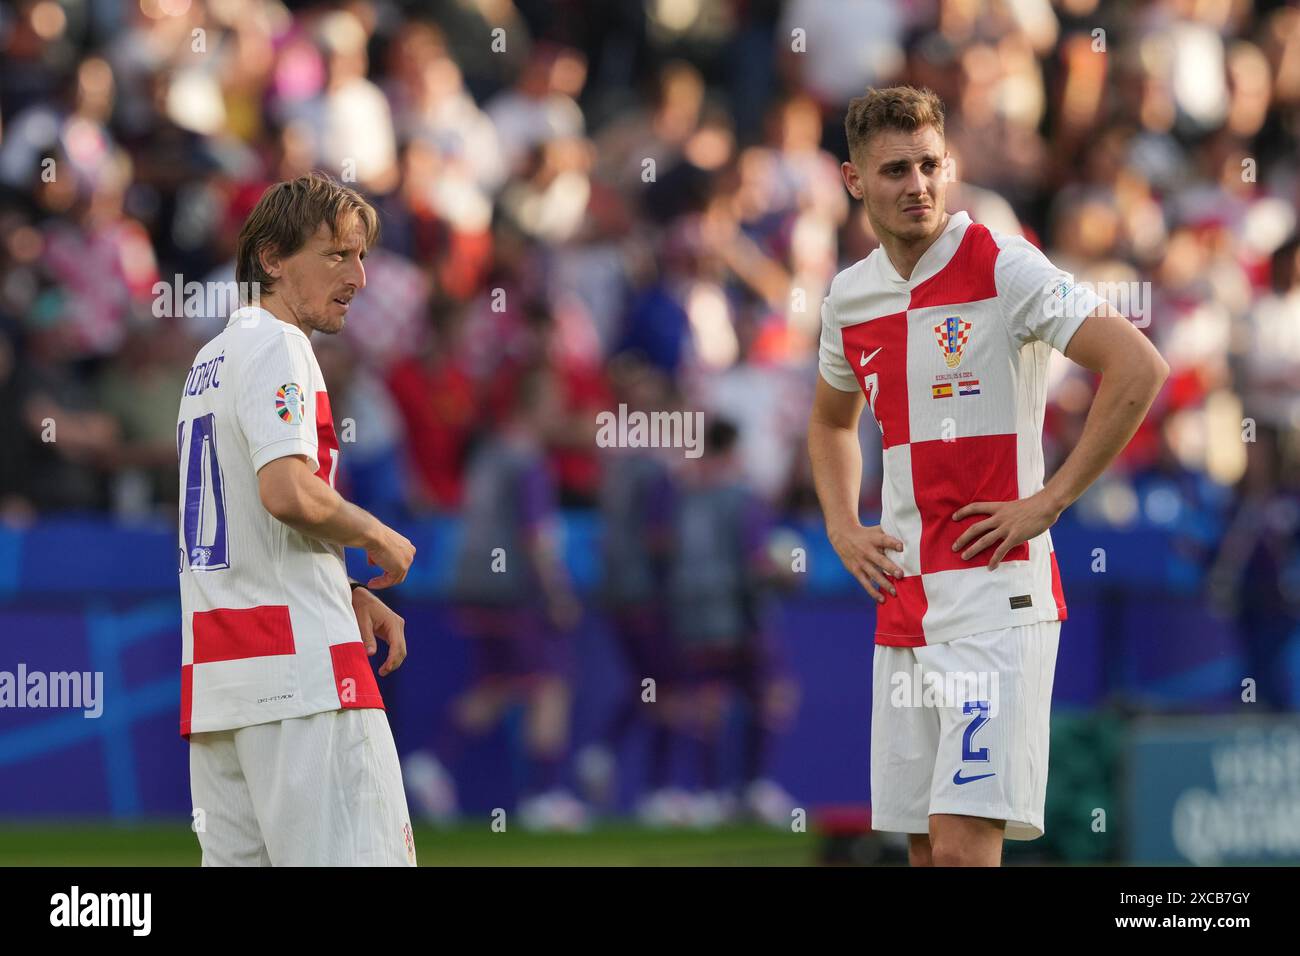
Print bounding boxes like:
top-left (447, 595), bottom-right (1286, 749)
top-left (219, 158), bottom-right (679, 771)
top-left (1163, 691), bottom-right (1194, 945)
top-left (844, 86), bottom-right (946, 162)
top-left (235, 172), bottom-right (380, 301)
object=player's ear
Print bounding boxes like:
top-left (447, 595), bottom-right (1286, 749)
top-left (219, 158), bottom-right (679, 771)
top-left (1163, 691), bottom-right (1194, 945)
top-left (257, 242), bottom-right (282, 280)
top-left (841, 161), bottom-right (863, 200)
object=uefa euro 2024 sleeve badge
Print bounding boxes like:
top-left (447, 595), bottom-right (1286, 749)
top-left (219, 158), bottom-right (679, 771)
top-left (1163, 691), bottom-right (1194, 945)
top-left (276, 382), bottom-right (305, 424)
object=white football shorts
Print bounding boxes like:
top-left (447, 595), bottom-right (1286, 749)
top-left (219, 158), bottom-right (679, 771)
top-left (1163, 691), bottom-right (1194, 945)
top-left (870, 620), bottom-right (1060, 841)
top-left (189, 707), bottom-right (417, 866)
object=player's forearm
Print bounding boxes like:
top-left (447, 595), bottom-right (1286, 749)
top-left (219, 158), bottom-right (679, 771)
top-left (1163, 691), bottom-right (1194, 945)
top-left (808, 420), bottom-right (864, 534)
top-left (1041, 357), bottom-right (1168, 513)
top-left (273, 477), bottom-right (386, 551)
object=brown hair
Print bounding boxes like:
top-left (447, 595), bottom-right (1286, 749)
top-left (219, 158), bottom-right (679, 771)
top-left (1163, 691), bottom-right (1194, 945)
top-left (235, 172), bottom-right (380, 301)
top-left (844, 86), bottom-right (946, 162)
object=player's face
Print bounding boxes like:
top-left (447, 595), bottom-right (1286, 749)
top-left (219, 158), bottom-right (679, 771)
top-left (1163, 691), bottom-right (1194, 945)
top-left (270, 218), bottom-right (368, 336)
top-left (843, 126), bottom-right (949, 245)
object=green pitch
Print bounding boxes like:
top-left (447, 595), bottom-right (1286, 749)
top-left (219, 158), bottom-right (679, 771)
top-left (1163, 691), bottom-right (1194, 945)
top-left (0, 822), bottom-right (816, 866)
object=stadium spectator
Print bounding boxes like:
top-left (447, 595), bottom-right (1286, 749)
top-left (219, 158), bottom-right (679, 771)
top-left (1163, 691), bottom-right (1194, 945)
top-left (667, 419), bottom-right (799, 825)
top-left (580, 356), bottom-right (682, 809)
top-left (406, 368), bottom-right (586, 829)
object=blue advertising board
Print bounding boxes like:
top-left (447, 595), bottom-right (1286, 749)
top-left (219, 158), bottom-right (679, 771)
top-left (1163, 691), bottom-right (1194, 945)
top-left (1126, 717), bottom-right (1300, 864)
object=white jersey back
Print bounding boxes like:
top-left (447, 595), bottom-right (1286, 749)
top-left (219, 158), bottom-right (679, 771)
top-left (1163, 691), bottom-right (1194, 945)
top-left (176, 306), bottom-right (382, 735)
top-left (818, 211), bottom-right (1103, 645)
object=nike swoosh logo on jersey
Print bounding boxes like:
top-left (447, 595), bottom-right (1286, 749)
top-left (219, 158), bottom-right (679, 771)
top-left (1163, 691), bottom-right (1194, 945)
top-left (860, 346), bottom-right (883, 367)
top-left (952, 770), bottom-right (996, 785)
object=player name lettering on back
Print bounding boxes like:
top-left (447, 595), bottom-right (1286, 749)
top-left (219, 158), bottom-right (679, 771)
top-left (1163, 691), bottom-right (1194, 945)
top-left (183, 353), bottom-right (225, 397)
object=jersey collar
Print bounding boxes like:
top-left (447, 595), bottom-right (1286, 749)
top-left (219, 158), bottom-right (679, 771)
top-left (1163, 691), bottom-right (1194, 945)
top-left (226, 305), bottom-right (309, 340)
top-left (877, 209), bottom-right (972, 288)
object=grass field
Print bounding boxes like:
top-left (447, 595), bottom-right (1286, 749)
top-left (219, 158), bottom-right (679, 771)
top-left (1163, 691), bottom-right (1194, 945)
top-left (0, 822), bottom-right (821, 866)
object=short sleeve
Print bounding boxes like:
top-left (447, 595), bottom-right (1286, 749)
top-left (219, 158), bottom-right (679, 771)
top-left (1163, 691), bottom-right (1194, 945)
top-left (236, 334), bottom-right (320, 474)
top-left (818, 297), bottom-right (859, 392)
top-left (995, 237), bottom-right (1104, 353)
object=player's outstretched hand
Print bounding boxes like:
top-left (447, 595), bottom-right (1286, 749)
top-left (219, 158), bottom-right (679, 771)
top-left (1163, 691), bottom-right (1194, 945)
top-left (364, 524), bottom-right (416, 589)
top-left (828, 522), bottom-right (904, 604)
top-left (951, 493), bottom-right (1062, 570)
top-left (351, 585), bottom-right (407, 676)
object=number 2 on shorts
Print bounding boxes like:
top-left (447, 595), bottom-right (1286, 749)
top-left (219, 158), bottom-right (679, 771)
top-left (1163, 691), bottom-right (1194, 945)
top-left (962, 699), bottom-right (991, 762)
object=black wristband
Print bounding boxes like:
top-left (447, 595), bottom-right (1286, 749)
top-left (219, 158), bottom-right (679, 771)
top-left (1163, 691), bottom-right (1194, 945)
top-left (348, 578), bottom-right (366, 590)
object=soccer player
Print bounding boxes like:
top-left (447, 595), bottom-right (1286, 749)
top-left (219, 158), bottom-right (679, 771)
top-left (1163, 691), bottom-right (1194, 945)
top-left (807, 87), bottom-right (1168, 866)
top-left (178, 173), bottom-right (418, 866)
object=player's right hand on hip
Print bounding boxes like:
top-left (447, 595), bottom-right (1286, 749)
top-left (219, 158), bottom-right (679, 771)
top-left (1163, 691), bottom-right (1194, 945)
top-left (365, 527), bottom-right (416, 589)
top-left (828, 523), bottom-right (904, 604)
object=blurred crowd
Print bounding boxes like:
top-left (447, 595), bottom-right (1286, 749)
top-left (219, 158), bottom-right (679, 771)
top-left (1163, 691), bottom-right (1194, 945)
top-left (2, 0), bottom-right (1300, 813)
top-left (0, 0), bottom-right (1290, 518)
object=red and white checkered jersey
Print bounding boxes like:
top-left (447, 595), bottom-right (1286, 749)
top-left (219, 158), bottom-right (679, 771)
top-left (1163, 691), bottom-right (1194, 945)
top-left (819, 211), bottom-right (1103, 646)
top-left (175, 306), bottom-right (382, 736)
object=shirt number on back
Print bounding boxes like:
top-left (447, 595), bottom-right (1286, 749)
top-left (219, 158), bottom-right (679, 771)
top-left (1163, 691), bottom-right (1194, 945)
top-left (178, 413), bottom-right (231, 571)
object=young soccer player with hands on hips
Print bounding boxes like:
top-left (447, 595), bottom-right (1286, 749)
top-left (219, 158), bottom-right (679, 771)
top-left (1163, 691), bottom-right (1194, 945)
top-left (808, 87), bottom-right (1168, 867)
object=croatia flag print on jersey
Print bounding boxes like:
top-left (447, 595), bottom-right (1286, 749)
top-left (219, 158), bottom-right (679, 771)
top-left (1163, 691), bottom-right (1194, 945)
top-left (817, 211), bottom-right (1103, 647)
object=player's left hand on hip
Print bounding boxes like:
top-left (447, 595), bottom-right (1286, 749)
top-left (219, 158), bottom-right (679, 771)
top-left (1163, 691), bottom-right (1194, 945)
top-left (950, 494), bottom-right (1061, 570)
top-left (351, 585), bottom-right (408, 676)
